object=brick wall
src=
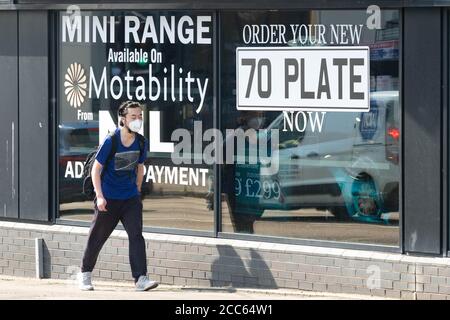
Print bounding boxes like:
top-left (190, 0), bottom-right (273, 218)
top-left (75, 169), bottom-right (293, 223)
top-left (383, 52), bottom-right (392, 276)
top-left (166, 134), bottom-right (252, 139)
top-left (1, 221), bottom-right (450, 299)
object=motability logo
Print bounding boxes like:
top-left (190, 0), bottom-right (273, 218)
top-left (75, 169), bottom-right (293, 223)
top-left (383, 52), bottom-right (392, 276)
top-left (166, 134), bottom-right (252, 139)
top-left (64, 62), bottom-right (87, 108)
top-left (62, 60), bottom-right (209, 113)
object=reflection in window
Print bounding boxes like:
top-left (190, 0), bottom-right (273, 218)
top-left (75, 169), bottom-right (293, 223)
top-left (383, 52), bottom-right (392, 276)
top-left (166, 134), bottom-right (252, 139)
top-left (219, 10), bottom-right (400, 246)
top-left (58, 11), bottom-right (214, 231)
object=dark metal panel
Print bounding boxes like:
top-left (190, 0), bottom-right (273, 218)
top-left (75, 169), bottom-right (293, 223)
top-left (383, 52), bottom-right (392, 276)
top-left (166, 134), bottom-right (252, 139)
top-left (9, 0), bottom-right (450, 8)
top-left (0, 12), bottom-right (19, 219)
top-left (49, 12), bottom-right (57, 223)
top-left (213, 11), bottom-right (221, 236)
top-left (18, 11), bottom-right (50, 221)
top-left (399, 9), bottom-right (405, 254)
top-left (443, 10), bottom-right (448, 256)
top-left (403, 8), bottom-right (442, 254)
top-left (3, 0), bottom-right (450, 11)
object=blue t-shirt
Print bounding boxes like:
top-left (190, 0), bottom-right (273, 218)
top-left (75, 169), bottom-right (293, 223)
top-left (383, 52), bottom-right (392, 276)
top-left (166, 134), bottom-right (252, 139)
top-left (95, 128), bottom-right (148, 200)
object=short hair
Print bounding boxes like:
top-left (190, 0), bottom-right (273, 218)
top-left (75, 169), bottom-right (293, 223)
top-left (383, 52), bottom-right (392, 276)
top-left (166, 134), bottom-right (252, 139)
top-left (117, 101), bottom-right (144, 126)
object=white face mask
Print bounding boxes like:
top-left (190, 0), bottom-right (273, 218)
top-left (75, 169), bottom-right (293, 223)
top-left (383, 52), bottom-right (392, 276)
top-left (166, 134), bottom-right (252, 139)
top-left (127, 119), bottom-right (142, 133)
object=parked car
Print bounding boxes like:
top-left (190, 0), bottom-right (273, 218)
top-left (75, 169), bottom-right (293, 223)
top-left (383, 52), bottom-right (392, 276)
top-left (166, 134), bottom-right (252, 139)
top-left (59, 121), bottom-right (99, 205)
top-left (255, 91), bottom-right (400, 221)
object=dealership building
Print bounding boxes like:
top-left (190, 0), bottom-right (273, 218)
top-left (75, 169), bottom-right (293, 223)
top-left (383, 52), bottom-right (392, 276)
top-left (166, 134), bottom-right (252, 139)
top-left (1, 0), bottom-right (450, 299)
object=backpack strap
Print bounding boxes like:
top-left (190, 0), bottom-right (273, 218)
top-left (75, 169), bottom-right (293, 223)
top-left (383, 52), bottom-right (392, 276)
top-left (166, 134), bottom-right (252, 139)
top-left (101, 131), bottom-right (118, 177)
top-left (136, 133), bottom-right (145, 158)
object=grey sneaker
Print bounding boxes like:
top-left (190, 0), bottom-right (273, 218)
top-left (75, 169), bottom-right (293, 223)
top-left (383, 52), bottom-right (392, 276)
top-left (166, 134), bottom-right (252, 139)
top-left (135, 275), bottom-right (159, 291)
top-left (77, 271), bottom-right (94, 291)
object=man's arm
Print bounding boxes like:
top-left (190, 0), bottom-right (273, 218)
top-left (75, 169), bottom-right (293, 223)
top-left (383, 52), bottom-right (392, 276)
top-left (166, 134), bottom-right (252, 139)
top-left (92, 160), bottom-right (107, 211)
top-left (136, 163), bottom-right (145, 193)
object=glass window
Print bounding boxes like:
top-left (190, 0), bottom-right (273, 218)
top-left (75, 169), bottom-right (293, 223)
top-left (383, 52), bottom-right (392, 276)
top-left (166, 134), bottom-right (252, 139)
top-left (58, 11), bottom-right (214, 231)
top-left (219, 10), bottom-right (400, 246)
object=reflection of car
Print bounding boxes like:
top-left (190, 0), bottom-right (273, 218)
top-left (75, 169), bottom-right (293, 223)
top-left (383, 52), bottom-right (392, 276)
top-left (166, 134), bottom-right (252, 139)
top-left (257, 91), bottom-right (400, 221)
top-left (59, 121), bottom-right (153, 207)
top-left (59, 121), bottom-right (100, 205)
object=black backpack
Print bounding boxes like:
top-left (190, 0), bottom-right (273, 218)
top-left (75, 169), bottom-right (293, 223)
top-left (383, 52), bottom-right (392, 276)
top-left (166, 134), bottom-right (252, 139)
top-left (82, 131), bottom-right (145, 199)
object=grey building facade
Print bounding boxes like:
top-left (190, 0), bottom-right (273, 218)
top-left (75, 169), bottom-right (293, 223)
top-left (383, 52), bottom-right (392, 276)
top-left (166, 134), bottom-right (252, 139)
top-left (0, 0), bottom-right (450, 299)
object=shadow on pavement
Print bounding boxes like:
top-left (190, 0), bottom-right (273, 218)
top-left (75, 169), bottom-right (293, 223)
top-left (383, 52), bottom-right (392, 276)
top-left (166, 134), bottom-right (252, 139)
top-left (210, 245), bottom-right (276, 289)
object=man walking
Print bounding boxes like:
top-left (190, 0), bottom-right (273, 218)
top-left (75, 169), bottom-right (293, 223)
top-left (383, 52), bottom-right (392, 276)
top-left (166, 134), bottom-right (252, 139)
top-left (77, 101), bottom-right (158, 291)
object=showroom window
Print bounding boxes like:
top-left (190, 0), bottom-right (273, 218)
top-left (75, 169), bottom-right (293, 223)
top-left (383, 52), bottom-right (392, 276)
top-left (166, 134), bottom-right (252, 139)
top-left (218, 10), bottom-right (400, 246)
top-left (57, 11), bottom-right (214, 231)
top-left (57, 8), bottom-right (400, 247)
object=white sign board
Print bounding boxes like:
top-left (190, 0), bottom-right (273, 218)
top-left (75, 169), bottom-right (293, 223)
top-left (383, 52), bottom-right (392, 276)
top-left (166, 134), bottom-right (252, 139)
top-left (236, 46), bottom-right (370, 112)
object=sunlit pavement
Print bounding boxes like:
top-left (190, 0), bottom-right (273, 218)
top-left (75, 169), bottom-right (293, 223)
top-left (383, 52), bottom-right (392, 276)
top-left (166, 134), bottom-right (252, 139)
top-left (0, 275), bottom-right (385, 300)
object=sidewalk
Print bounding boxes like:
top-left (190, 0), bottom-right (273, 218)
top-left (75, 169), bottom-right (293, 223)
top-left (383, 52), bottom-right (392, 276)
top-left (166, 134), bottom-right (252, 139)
top-left (0, 276), bottom-right (382, 300)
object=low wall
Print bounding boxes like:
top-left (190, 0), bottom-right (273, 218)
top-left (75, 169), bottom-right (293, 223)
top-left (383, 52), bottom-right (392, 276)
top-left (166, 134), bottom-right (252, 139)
top-left (1, 221), bottom-right (450, 299)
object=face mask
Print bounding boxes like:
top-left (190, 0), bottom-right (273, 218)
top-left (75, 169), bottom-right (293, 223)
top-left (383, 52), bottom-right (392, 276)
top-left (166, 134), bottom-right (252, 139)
top-left (127, 119), bottom-right (142, 133)
top-left (248, 117), bottom-right (265, 129)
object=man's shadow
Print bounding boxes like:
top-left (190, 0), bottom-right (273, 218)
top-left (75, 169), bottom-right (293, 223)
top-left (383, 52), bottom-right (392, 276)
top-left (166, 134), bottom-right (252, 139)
top-left (210, 245), bottom-right (276, 289)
